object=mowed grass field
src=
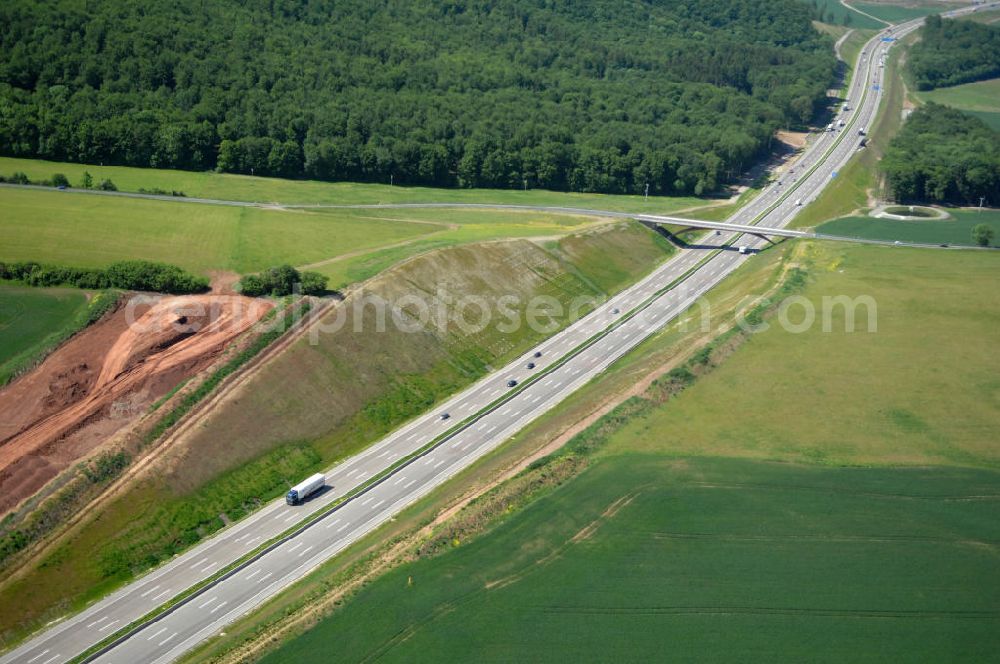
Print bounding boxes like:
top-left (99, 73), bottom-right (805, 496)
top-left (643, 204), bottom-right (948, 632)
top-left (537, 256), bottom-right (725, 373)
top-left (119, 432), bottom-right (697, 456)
top-left (0, 156), bottom-right (712, 214)
top-left (606, 241), bottom-right (1000, 467)
top-left (916, 77), bottom-right (1000, 131)
top-left (262, 457), bottom-right (1000, 663)
top-left (308, 207), bottom-right (608, 287)
top-left (0, 187), bottom-right (612, 287)
top-left (0, 284), bottom-right (89, 383)
top-left (259, 240), bottom-right (1000, 662)
top-left (818, 209), bottom-right (1000, 245)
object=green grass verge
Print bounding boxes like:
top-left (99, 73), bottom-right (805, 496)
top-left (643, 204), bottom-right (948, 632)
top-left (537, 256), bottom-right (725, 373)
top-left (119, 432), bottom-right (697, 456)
top-left (0, 156), bottom-right (711, 214)
top-left (308, 208), bottom-right (617, 290)
top-left (960, 7), bottom-right (1000, 24)
top-left (818, 208), bottom-right (1000, 245)
top-left (0, 286), bottom-right (118, 385)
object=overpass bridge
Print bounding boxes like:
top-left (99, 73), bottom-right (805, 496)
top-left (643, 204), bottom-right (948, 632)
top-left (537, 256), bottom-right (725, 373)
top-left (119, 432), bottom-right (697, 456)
top-left (634, 213), bottom-right (996, 252)
top-left (634, 213), bottom-right (811, 244)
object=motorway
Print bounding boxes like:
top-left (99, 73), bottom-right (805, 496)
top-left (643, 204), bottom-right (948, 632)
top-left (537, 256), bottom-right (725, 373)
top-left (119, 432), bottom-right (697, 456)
top-left (4, 6), bottom-right (993, 663)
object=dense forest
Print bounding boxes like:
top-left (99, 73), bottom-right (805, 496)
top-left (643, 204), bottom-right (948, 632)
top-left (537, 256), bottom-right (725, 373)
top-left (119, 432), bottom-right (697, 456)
top-left (908, 15), bottom-right (1000, 90)
top-left (882, 103), bottom-right (1000, 205)
top-left (0, 0), bottom-right (837, 195)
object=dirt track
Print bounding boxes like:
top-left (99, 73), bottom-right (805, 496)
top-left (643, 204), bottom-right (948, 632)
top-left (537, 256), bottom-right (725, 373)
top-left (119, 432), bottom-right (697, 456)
top-left (0, 294), bottom-right (271, 515)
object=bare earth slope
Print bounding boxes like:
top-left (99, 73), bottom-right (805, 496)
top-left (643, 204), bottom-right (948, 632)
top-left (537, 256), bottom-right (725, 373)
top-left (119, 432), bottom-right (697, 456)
top-left (0, 295), bottom-right (271, 515)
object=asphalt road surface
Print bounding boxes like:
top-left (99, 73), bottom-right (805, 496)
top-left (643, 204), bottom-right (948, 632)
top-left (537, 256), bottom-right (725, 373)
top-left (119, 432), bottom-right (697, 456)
top-left (4, 7), bottom-right (994, 663)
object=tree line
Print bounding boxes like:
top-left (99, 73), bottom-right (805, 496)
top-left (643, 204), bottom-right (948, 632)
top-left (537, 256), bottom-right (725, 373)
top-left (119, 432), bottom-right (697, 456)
top-left (0, 0), bottom-right (837, 196)
top-left (882, 103), bottom-right (1000, 206)
top-left (0, 169), bottom-right (117, 190)
top-left (0, 260), bottom-right (209, 293)
top-left (908, 15), bottom-right (1000, 90)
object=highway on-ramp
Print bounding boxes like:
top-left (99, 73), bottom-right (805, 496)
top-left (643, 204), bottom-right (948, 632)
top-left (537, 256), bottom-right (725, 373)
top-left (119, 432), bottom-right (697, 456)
top-left (4, 7), bottom-right (993, 663)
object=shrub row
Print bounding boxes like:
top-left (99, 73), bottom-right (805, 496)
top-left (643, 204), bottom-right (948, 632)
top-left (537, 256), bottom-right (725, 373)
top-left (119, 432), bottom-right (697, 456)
top-left (238, 264), bottom-right (328, 297)
top-left (0, 170), bottom-right (117, 190)
top-left (0, 260), bottom-right (208, 294)
top-left (137, 187), bottom-right (186, 197)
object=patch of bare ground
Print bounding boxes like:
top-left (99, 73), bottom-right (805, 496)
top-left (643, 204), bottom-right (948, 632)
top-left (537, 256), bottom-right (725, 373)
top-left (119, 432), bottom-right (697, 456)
top-left (207, 271), bottom-right (242, 295)
top-left (0, 295), bottom-right (271, 512)
top-left (776, 130), bottom-right (809, 150)
top-left (0, 294), bottom-right (271, 518)
top-left (0, 297), bottom-right (329, 588)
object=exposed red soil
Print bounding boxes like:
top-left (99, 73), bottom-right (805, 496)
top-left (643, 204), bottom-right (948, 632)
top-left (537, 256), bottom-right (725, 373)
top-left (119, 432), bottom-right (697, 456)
top-left (0, 294), bottom-right (272, 515)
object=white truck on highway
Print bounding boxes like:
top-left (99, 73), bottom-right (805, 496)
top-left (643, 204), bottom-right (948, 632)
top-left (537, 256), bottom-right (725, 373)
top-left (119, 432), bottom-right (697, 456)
top-left (286, 473), bottom-right (325, 505)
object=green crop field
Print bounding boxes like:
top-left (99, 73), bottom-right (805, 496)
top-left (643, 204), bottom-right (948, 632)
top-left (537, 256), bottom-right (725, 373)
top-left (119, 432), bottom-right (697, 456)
top-left (0, 156), bottom-right (713, 214)
top-left (0, 187), bottom-right (617, 286)
top-left (818, 209), bottom-right (1000, 245)
top-left (808, 0), bottom-right (885, 28)
top-left (962, 7), bottom-right (1000, 25)
top-left (0, 284), bottom-right (89, 383)
top-left (916, 77), bottom-right (1000, 131)
top-left (606, 241), bottom-right (1000, 467)
top-left (918, 77), bottom-right (1000, 111)
top-left (960, 109), bottom-right (1000, 131)
top-left (261, 456), bottom-right (1000, 663)
top-left (853, 2), bottom-right (947, 23)
top-left (0, 187), bottom-right (435, 275)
